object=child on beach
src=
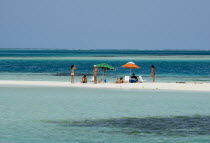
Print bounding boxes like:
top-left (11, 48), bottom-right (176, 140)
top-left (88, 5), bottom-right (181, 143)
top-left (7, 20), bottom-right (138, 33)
top-left (81, 75), bottom-right (87, 83)
top-left (99, 79), bottom-right (105, 83)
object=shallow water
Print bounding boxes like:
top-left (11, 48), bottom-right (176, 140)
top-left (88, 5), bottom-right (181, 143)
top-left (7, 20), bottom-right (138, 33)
top-left (0, 86), bottom-right (210, 143)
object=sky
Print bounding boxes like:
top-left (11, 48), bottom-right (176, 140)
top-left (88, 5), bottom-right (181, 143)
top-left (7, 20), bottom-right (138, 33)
top-left (0, 0), bottom-right (210, 50)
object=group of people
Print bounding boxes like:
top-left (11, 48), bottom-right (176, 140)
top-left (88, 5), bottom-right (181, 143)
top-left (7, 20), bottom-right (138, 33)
top-left (70, 64), bottom-right (155, 84)
top-left (115, 65), bottom-right (156, 83)
top-left (70, 64), bottom-right (99, 84)
top-left (115, 73), bottom-right (139, 83)
top-left (115, 73), bottom-right (138, 83)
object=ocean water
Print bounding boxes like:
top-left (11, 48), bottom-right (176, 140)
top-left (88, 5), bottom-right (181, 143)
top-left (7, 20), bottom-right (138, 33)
top-left (0, 49), bottom-right (210, 143)
top-left (0, 49), bottom-right (210, 83)
top-left (0, 87), bottom-right (210, 143)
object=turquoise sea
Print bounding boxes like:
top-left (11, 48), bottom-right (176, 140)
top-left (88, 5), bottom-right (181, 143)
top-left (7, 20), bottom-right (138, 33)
top-left (0, 49), bottom-right (210, 143)
top-left (0, 49), bottom-right (210, 83)
top-left (1, 87), bottom-right (210, 143)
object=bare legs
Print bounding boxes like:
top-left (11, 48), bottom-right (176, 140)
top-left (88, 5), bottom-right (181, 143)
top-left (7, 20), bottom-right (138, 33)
top-left (94, 74), bottom-right (97, 84)
top-left (152, 75), bottom-right (155, 82)
top-left (71, 75), bottom-right (74, 83)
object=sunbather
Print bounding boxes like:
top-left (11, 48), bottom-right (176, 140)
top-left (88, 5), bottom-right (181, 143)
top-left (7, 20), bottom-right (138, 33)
top-left (115, 77), bottom-right (124, 83)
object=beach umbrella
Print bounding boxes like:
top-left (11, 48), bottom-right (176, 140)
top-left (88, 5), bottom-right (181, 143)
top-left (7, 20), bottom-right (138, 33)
top-left (121, 62), bottom-right (140, 75)
top-left (96, 63), bottom-right (115, 78)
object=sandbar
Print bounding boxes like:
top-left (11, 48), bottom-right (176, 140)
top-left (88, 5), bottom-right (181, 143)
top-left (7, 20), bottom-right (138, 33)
top-left (0, 80), bottom-right (209, 92)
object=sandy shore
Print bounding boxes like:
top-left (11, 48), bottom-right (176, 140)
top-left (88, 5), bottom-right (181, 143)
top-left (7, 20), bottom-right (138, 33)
top-left (0, 80), bottom-right (209, 92)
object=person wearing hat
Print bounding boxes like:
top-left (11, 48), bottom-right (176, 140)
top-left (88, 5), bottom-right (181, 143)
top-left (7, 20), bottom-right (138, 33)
top-left (93, 65), bottom-right (99, 84)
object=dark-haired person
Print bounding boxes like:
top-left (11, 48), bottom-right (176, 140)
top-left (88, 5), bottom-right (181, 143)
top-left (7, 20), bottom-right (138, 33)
top-left (70, 65), bottom-right (76, 83)
top-left (115, 77), bottom-right (124, 83)
top-left (81, 75), bottom-right (87, 83)
top-left (151, 65), bottom-right (155, 82)
top-left (131, 73), bottom-right (138, 82)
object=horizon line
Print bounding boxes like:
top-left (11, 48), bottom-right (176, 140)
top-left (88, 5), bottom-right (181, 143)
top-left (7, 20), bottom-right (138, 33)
top-left (0, 48), bottom-right (210, 51)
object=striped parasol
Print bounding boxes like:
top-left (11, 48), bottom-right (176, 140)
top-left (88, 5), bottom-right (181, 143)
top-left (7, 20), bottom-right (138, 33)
top-left (121, 62), bottom-right (140, 75)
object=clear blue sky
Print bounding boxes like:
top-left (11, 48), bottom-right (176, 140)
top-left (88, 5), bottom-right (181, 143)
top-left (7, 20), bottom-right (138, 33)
top-left (0, 0), bottom-right (210, 50)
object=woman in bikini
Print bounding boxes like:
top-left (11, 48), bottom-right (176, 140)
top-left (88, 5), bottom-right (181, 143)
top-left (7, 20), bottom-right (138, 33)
top-left (93, 65), bottom-right (99, 84)
top-left (151, 65), bottom-right (155, 82)
top-left (70, 65), bottom-right (76, 83)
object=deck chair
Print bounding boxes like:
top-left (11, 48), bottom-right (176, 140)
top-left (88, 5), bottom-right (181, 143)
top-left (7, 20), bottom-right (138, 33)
top-left (139, 75), bottom-right (145, 83)
top-left (89, 76), bottom-right (94, 83)
top-left (124, 76), bottom-right (130, 83)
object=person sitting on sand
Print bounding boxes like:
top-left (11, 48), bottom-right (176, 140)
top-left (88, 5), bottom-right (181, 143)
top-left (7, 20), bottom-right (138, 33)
top-left (115, 77), bottom-right (124, 83)
top-left (131, 73), bottom-right (138, 82)
top-left (99, 79), bottom-right (105, 83)
top-left (81, 75), bottom-right (87, 83)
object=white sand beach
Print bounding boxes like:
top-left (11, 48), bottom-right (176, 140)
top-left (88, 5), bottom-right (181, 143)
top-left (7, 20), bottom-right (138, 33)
top-left (0, 80), bottom-right (209, 92)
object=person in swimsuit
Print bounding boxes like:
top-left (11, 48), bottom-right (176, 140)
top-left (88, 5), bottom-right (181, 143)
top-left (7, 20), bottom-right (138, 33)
top-left (151, 65), bottom-right (155, 82)
top-left (93, 65), bottom-right (99, 84)
top-left (81, 75), bottom-right (87, 83)
top-left (70, 65), bottom-right (76, 83)
top-left (115, 77), bottom-right (124, 83)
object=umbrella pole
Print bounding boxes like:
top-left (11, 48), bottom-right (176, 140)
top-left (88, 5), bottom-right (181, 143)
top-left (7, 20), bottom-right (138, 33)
top-left (130, 68), bottom-right (131, 75)
top-left (103, 68), bottom-right (106, 80)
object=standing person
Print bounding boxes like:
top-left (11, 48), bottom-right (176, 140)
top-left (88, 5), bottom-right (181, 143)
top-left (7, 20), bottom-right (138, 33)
top-left (70, 65), bottom-right (76, 83)
top-left (151, 65), bottom-right (155, 82)
top-left (93, 65), bottom-right (99, 84)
